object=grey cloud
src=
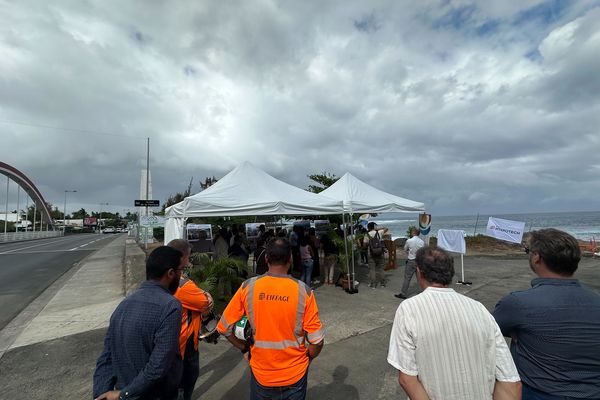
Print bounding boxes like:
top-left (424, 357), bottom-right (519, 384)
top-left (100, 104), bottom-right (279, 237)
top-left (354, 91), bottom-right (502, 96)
top-left (1, 1), bottom-right (600, 216)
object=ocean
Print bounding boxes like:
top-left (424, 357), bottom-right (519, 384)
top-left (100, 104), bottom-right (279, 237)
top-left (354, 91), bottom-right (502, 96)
top-left (369, 211), bottom-right (600, 241)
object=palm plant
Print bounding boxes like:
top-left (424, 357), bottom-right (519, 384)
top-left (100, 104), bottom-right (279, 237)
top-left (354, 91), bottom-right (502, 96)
top-left (187, 253), bottom-right (249, 300)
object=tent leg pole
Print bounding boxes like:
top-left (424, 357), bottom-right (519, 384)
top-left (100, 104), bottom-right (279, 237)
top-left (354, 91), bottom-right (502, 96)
top-left (457, 253), bottom-right (471, 285)
top-left (342, 213), bottom-right (350, 289)
top-left (350, 213), bottom-right (355, 287)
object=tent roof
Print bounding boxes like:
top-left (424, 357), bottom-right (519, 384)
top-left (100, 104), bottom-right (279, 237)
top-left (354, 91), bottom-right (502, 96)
top-left (165, 162), bottom-right (343, 217)
top-left (319, 172), bottom-right (425, 213)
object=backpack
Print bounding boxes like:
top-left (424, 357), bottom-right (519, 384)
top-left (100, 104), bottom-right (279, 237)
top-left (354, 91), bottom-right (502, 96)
top-left (369, 231), bottom-right (384, 257)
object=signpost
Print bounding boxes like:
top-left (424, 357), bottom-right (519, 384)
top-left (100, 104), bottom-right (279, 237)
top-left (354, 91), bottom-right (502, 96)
top-left (134, 199), bottom-right (160, 207)
top-left (140, 215), bottom-right (165, 227)
top-left (138, 215), bottom-right (165, 248)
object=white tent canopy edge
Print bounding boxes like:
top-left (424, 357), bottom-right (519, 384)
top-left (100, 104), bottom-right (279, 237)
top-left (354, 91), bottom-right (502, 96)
top-left (163, 161), bottom-right (344, 243)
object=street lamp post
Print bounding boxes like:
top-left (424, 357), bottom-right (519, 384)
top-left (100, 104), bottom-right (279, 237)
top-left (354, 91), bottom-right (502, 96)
top-left (63, 190), bottom-right (77, 235)
top-left (99, 202), bottom-right (108, 233)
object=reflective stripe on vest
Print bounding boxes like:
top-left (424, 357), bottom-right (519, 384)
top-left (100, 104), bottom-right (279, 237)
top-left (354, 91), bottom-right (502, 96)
top-left (254, 339), bottom-right (302, 350)
top-left (179, 277), bottom-right (192, 325)
top-left (245, 277), bottom-right (259, 337)
top-left (219, 314), bottom-right (232, 335)
top-left (306, 327), bottom-right (325, 344)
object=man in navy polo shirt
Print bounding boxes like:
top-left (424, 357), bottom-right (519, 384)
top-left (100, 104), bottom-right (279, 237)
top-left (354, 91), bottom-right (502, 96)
top-left (493, 229), bottom-right (600, 399)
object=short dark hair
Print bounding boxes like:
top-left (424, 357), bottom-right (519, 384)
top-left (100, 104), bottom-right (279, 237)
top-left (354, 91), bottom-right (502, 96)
top-left (367, 222), bottom-right (376, 230)
top-left (415, 246), bottom-right (454, 285)
top-left (167, 239), bottom-right (191, 255)
top-left (528, 229), bottom-right (580, 276)
top-left (146, 246), bottom-right (183, 280)
top-left (266, 238), bottom-right (291, 266)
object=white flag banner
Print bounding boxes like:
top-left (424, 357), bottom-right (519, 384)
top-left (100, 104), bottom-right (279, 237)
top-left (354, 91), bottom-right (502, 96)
top-left (486, 217), bottom-right (525, 244)
top-left (437, 229), bottom-right (466, 254)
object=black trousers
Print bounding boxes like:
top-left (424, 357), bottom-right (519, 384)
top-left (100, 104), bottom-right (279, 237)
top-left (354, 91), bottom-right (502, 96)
top-left (180, 335), bottom-right (200, 400)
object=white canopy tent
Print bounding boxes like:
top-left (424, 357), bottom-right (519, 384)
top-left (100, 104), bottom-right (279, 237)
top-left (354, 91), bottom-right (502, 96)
top-left (319, 172), bottom-right (425, 214)
top-left (319, 172), bottom-right (425, 289)
top-left (164, 162), bottom-right (344, 243)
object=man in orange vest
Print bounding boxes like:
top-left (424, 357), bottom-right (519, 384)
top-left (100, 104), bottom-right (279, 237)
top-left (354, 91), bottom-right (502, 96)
top-left (167, 239), bottom-right (214, 400)
top-left (217, 237), bottom-right (324, 400)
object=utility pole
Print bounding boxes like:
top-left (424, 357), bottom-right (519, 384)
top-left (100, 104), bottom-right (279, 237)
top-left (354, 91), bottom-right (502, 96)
top-left (145, 137), bottom-right (150, 249)
top-left (63, 190), bottom-right (77, 235)
top-left (4, 176), bottom-right (9, 235)
top-left (99, 202), bottom-right (108, 233)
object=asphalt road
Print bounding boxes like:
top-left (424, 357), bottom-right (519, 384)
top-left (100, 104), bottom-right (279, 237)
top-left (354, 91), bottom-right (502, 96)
top-left (0, 234), bottom-right (122, 330)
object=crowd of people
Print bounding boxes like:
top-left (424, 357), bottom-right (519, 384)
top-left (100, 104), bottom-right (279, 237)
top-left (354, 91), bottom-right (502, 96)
top-left (92, 227), bottom-right (600, 400)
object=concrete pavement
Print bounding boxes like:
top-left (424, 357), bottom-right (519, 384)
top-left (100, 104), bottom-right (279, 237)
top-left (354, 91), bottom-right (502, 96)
top-left (0, 239), bottom-right (598, 399)
top-left (0, 235), bottom-right (126, 358)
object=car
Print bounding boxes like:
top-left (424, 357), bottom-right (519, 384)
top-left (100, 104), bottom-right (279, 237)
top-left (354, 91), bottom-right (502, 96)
top-left (102, 227), bottom-right (116, 234)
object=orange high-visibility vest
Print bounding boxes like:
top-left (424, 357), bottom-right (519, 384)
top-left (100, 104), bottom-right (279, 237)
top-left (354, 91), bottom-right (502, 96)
top-left (217, 272), bottom-right (324, 387)
top-left (175, 277), bottom-right (213, 357)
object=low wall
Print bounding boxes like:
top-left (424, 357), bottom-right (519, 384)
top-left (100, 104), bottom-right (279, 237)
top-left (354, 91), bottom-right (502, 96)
top-left (123, 238), bottom-right (146, 296)
top-left (0, 231), bottom-right (61, 242)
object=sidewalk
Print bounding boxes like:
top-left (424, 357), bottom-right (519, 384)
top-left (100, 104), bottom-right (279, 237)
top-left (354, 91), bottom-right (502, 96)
top-left (0, 244), bottom-right (598, 399)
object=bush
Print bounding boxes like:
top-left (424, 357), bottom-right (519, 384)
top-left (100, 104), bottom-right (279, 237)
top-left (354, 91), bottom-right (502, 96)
top-left (153, 227), bottom-right (164, 241)
top-left (187, 255), bottom-right (250, 301)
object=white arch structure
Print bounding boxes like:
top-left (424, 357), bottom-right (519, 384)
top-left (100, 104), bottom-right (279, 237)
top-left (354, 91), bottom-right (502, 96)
top-left (0, 161), bottom-right (55, 229)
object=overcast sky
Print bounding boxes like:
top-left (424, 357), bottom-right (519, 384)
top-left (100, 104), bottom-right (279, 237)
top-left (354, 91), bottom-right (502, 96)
top-left (1, 0), bottom-right (599, 218)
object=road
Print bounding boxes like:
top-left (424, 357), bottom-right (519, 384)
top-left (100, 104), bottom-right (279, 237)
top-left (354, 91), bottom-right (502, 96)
top-left (0, 234), bottom-right (121, 330)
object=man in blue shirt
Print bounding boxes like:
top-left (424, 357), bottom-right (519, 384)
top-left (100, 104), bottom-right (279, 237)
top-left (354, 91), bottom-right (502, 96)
top-left (493, 229), bottom-right (600, 399)
top-left (93, 246), bottom-right (184, 400)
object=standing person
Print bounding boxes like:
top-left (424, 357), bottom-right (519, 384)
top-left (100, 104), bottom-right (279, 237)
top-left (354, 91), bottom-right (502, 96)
top-left (229, 235), bottom-right (249, 265)
top-left (320, 233), bottom-right (338, 285)
top-left (493, 229), bottom-right (600, 399)
top-left (217, 238), bottom-right (325, 400)
top-left (212, 228), bottom-right (229, 260)
top-left (253, 238), bottom-right (268, 275)
top-left (395, 228), bottom-right (424, 299)
top-left (299, 235), bottom-right (315, 287)
top-left (363, 222), bottom-right (389, 288)
top-left (288, 226), bottom-right (299, 276)
top-left (93, 246), bottom-right (184, 400)
top-left (308, 227), bottom-right (320, 285)
top-left (167, 240), bottom-right (214, 400)
top-left (356, 226), bottom-right (368, 265)
top-left (388, 246), bottom-right (521, 399)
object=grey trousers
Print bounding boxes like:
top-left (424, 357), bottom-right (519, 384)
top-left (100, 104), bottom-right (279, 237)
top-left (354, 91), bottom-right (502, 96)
top-left (369, 255), bottom-right (385, 285)
top-left (400, 259), bottom-right (417, 296)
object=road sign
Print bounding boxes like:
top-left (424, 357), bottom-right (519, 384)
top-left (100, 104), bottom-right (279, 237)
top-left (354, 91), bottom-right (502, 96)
top-left (140, 215), bottom-right (165, 227)
top-left (135, 199), bottom-right (160, 207)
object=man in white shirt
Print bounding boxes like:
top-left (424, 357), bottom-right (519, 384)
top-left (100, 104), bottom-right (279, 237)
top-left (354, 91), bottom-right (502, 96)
top-left (387, 246), bottom-right (521, 400)
top-left (395, 228), bottom-right (424, 299)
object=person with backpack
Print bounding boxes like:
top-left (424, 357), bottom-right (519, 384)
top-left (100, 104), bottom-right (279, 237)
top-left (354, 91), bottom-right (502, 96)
top-left (253, 237), bottom-right (269, 275)
top-left (363, 222), bottom-right (389, 288)
top-left (395, 228), bottom-right (424, 299)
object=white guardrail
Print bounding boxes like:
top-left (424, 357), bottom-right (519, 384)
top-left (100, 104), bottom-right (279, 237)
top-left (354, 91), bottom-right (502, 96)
top-left (0, 231), bottom-right (62, 242)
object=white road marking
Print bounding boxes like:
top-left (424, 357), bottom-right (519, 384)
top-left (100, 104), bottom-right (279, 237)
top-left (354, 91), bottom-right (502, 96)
top-left (0, 236), bottom-right (81, 255)
top-left (0, 249), bottom-right (94, 254)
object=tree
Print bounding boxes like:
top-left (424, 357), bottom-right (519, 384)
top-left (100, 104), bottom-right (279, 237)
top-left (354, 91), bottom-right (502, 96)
top-left (161, 176), bottom-right (220, 213)
top-left (49, 205), bottom-right (64, 220)
top-left (71, 208), bottom-right (87, 219)
top-left (162, 177), bottom-right (194, 212)
top-left (305, 171), bottom-right (343, 225)
top-left (124, 211), bottom-right (137, 222)
top-left (307, 172), bottom-right (339, 193)
top-left (200, 176), bottom-right (218, 190)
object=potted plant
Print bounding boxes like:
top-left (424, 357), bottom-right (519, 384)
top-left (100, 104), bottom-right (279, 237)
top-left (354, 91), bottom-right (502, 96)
top-left (331, 232), bottom-right (359, 293)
